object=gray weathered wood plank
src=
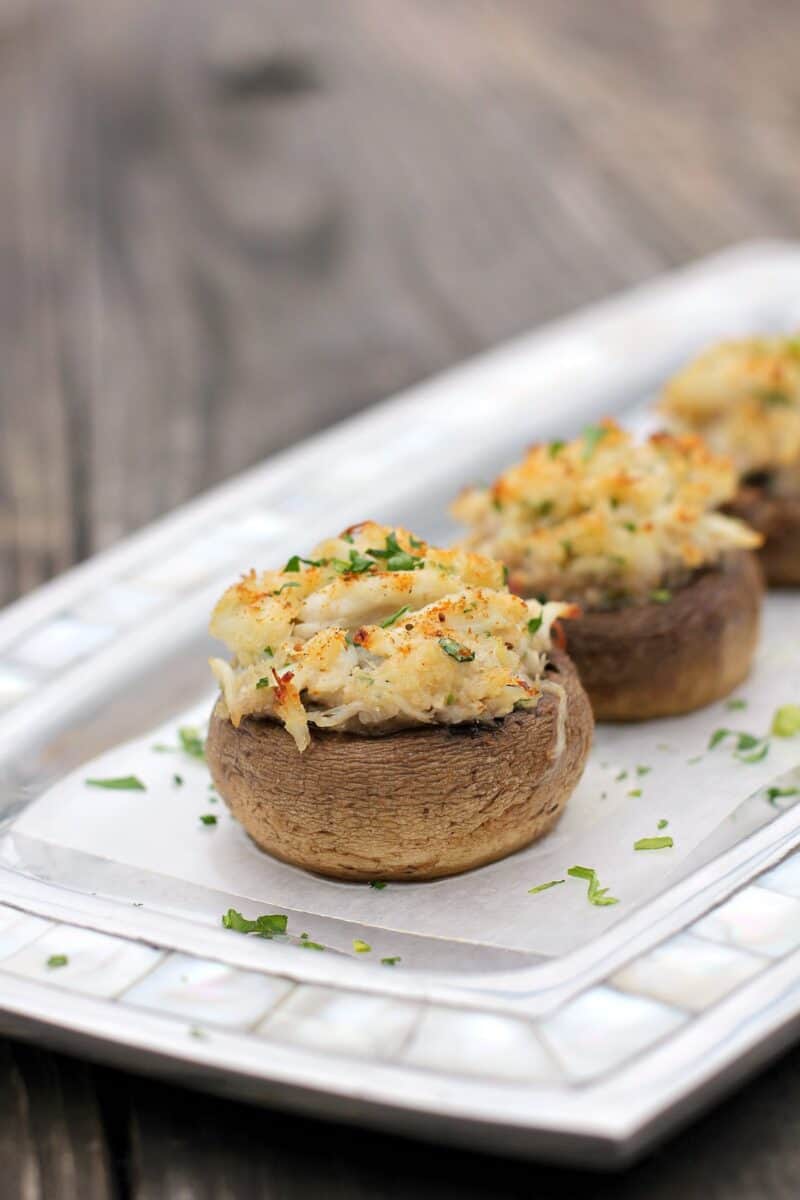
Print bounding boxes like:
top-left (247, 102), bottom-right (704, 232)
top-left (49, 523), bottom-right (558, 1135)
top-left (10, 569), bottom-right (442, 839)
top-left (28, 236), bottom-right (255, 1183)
top-left (0, 1043), bottom-right (115, 1199)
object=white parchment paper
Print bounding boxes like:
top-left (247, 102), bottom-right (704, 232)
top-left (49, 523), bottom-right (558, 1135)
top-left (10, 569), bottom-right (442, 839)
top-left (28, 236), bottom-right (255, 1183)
top-left (10, 594), bottom-right (800, 957)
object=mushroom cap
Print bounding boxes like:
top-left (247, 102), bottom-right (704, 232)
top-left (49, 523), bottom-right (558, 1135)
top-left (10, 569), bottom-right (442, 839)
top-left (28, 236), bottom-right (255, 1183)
top-left (206, 650), bottom-right (593, 881)
top-left (724, 485), bottom-right (800, 588)
top-left (561, 550), bottom-right (763, 721)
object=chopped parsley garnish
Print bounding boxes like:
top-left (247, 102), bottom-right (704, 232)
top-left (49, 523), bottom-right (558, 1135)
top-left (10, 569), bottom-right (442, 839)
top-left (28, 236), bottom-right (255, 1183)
top-left (365, 531), bottom-right (425, 572)
top-left (330, 548), bottom-right (375, 575)
top-left (199, 814), bottom-right (217, 826)
top-left (772, 705), bottom-right (800, 737)
top-left (282, 554), bottom-right (324, 572)
top-left (263, 646), bottom-right (273, 657)
top-left (548, 440), bottom-right (566, 458)
top-left (299, 937), bottom-right (325, 950)
top-left (369, 880), bottom-right (387, 890)
top-left (760, 388), bottom-right (792, 407)
top-left (767, 786), bottom-right (799, 806)
top-left (615, 770), bottom-right (628, 782)
top-left (634, 836), bottom-right (673, 851)
top-left (352, 939), bottom-right (372, 953)
top-left (86, 775), bottom-right (146, 791)
top-left (179, 727), bottom-right (205, 759)
top-left (726, 698), bottom-right (747, 711)
top-left (439, 637), bottom-right (475, 663)
top-left (657, 818), bottom-right (669, 829)
top-left (628, 788), bottom-right (642, 798)
top-left (581, 424), bottom-right (609, 461)
top-left (173, 774), bottom-right (183, 787)
top-left (272, 581), bottom-right (300, 595)
top-left (409, 535), bottom-right (424, 548)
top-left (649, 589), bottom-right (672, 604)
top-left (221, 909), bottom-right (287, 937)
top-left (567, 865), bottom-right (618, 906)
top-left (46, 954), bottom-right (68, 968)
top-left (709, 728), bottom-right (770, 763)
top-left (741, 743), bottom-right (769, 763)
top-left (623, 521), bottom-right (637, 533)
top-left (502, 564), bottom-right (509, 586)
top-left (636, 765), bottom-right (651, 776)
top-left (528, 879), bottom-right (564, 895)
top-left (445, 693), bottom-right (455, 705)
top-left (255, 676), bottom-right (271, 689)
top-left (381, 956), bottom-right (401, 966)
top-left (380, 605), bottom-right (410, 629)
top-left (527, 615), bottom-right (543, 635)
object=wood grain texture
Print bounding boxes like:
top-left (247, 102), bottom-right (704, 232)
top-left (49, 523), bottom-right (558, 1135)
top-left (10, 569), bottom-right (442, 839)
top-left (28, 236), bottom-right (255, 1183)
top-left (125, 1038), bottom-right (800, 1200)
top-left (3, 0), bottom-right (800, 604)
top-left (0, 1044), bottom-right (115, 1199)
top-left (3, 0), bottom-right (800, 1194)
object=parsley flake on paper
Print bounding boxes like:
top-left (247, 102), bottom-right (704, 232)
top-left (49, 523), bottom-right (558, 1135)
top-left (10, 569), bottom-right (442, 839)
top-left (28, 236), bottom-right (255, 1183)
top-left (352, 939), bottom-right (372, 954)
top-left (567, 865), bottom-right (619, 906)
top-left (634, 836), bottom-right (673, 851)
top-left (767, 786), bottom-right (800, 807)
top-left (772, 705), bottom-right (800, 738)
top-left (708, 728), bottom-right (770, 763)
top-left (369, 881), bottom-right (387, 890)
top-left (199, 814), bottom-right (217, 826)
top-left (46, 954), bottom-right (68, 969)
top-left (381, 956), bottom-right (401, 966)
top-left (528, 879), bottom-right (565, 895)
top-left (299, 934), bottom-right (325, 950)
top-left (178, 726), bottom-right (206, 759)
top-left (85, 775), bottom-right (146, 791)
top-left (221, 909), bottom-right (287, 937)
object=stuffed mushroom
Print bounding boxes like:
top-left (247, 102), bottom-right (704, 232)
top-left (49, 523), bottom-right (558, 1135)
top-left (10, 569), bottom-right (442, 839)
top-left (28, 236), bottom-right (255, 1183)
top-left (661, 333), bottom-right (800, 586)
top-left (206, 522), bottom-right (593, 880)
top-left (451, 422), bottom-right (763, 720)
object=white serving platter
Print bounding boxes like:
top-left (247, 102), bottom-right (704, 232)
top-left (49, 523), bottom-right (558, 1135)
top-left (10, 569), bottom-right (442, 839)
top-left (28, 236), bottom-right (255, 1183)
top-left (1, 240), bottom-right (800, 1166)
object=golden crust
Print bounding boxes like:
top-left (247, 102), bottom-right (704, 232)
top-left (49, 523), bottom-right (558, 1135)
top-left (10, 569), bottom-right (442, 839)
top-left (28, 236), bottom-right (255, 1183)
top-left (660, 334), bottom-right (800, 474)
top-left (451, 420), bottom-right (760, 607)
top-left (208, 522), bottom-right (574, 750)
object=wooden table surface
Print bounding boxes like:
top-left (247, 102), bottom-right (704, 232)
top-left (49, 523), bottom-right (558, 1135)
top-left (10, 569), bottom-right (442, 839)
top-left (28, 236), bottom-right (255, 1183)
top-left (3, 0), bottom-right (800, 1193)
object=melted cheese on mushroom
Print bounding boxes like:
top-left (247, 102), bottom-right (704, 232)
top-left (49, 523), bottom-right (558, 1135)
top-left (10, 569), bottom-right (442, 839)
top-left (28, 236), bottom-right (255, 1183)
top-left (451, 421), bottom-right (761, 608)
top-left (660, 334), bottom-right (800, 487)
top-left (209, 522), bottom-right (571, 751)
